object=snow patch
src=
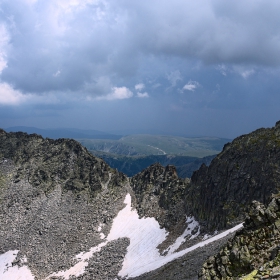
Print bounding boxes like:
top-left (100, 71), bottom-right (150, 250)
top-left (47, 193), bottom-right (242, 279)
top-left (202, 234), bottom-right (212, 240)
top-left (202, 230), bottom-right (217, 240)
top-left (45, 193), bottom-right (168, 279)
top-left (97, 223), bottom-right (103, 232)
top-left (128, 223), bottom-right (243, 278)
top-left (166, 216), bottom-right (200, 255)
top-left (147, 145), bottom-right (167, 155)
top-left (106, 193), bottom-right (168, 277)
top-left (1, 194), bottom-right (243, 280)
top-left (46, 242), bottom-right (108, 279)
top-left (0, 250), bottom-right (34, 280)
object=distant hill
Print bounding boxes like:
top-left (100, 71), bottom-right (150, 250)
top-left (5, 126), bottom-right (122, 140)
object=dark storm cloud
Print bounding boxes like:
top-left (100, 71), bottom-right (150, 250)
top-left (116, 0), bottom-right (280, 65)
top-left (1, 0), bottom-right (280, 96)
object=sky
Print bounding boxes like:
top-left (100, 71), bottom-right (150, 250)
top-left (0, 0), bottom-right (280, 138)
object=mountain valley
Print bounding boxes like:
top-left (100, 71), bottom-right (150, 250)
top-left (1, 121), bottom-right (280, 279)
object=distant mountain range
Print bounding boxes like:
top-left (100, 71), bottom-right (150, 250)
top-left (4, 126), bottom-right (229, 179)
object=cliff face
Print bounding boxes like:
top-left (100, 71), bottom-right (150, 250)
top-left (185, 121), bottom-right (280, 231)
top-left (130, 164), bottom-right (194, 253)
top-left (131, 163), bottom-right (189, 230)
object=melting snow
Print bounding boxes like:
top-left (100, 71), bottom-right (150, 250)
top-left (45, 193), bottom-right (242, 279)
top-left (97, 222), bottom-right (104, 232)
top-left (202, 234), bottom-right (212, 240)
top-left (0, 193), bottom-right (243, 279)
top-left (0, 250), bottom-right (34, 280)
top-left (166, 215), bottom-right (200, 255)
top-left (46, 242), bottom-right (108, 279)
top-left (45, 193), bottom-right (168, 279)
top-left (128, 223), bottom-right (243, 278)
top-left (106, 193), bottom-right (168, 277)
top-left (97, 223), bottom-right (105, 239)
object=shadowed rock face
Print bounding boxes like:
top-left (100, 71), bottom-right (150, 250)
top-left (185, 121), bottom-right (280, 231)
top-left (131, 163), bottom-right (189, 231)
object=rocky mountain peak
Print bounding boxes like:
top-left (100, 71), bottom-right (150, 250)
top-left (0, 130), bottom-right (130, 279)
top-left (164, 164), bottom-right (178, 180)
top-left (0, 131), bottom-right (127, 198)
top-left (130, 163), bottom-right (188, 229)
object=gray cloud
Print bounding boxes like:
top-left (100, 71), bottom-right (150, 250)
top-left (1, 0), bottom-right (280, 96)
top-left (118, 0), bottom-right (280, 64)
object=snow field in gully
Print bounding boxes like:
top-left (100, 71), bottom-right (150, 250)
top-left (0, 193), bottom-right (243, 279)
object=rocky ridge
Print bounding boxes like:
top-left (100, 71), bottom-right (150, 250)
top-left (199, 196), bottom-right (280, 279)
top-left (134, 120), bottom-right (280, 279)
top-left (0, 129), bottom-right (130, 279)
top-left (185, 121), bottom-right (280, 231)
top-left (130, 163), bottom-right (195, 252)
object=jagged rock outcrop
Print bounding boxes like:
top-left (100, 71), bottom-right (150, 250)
top-left (199, 196), bottom-right (280, 279)
top-left (130, 163), bottom-right (202, 255)
top-left (0, 129), bottom-right (127, 196)
top-left (0, 129), bottom-right (130, 279)
top-left (186, 121), bottom-right (280, 231)
top-left (131, 163), bottom-right (189, 230)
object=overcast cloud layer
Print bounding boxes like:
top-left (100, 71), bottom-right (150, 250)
top-left (1, 0), bottom-right (280, 138)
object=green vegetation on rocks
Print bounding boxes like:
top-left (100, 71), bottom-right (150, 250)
top-left (199, 196), bottom-right (280, 279)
